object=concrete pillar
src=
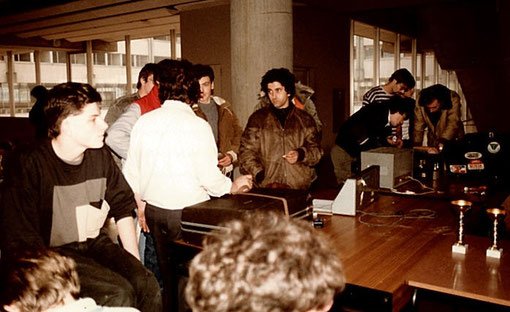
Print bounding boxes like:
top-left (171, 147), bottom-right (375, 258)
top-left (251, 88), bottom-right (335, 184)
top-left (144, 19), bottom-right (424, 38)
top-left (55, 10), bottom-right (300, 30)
top-left (34, 50), bottom-right (41, 85)
top-left (231, 0), bottom-right (293, 126)
top-left (86, 40), bottom-right (94, 85)
top-left (7, 51), bottom-right (15, 117)
top-left (125, 35), bottom-right (132, 94)
top-left (66, 52), bottom-right (72, 82)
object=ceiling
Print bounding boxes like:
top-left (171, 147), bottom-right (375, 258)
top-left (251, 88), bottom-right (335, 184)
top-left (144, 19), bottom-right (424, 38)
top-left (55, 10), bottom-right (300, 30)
top-left (0, 0), bottom-right (227, 54)
top-left (0, 0), bottom-right (463, 55)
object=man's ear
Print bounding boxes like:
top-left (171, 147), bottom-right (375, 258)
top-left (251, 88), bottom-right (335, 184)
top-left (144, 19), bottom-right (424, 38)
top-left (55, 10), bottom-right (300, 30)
top-left (211, 81), bottom-right (215, 91)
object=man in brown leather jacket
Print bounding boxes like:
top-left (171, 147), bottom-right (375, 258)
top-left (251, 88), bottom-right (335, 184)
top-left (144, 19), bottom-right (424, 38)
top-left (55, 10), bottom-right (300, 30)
top-left (192, 64), bottom-right (243, 177)
top-left (239, 68), bottom-right (323, 190)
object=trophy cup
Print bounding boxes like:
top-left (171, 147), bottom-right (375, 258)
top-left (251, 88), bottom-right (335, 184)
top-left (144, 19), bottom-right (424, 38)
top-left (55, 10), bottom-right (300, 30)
top-left (486, 208), bottom-right (507, 259)
top-left (451, 200), bottom-right (472, 254)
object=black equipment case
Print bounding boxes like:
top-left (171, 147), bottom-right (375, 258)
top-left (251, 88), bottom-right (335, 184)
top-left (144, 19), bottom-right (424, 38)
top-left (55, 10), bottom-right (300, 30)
top-left (181, 188), bottom-right (312, 246)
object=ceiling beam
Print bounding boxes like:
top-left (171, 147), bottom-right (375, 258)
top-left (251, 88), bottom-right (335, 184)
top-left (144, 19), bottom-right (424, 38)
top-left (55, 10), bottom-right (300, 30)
top-left (0, 0), bottom-right (131, 27)
top-left (18, 8), bottom-right (177, 39)
top-left (0, 35), bottom-right (116, 53)
top-left (42, 15), bottom-right (180, 41)
top-left (67, 24), bottom-right (181, 42)
top-left (0, 0), bottom-right (185, 35)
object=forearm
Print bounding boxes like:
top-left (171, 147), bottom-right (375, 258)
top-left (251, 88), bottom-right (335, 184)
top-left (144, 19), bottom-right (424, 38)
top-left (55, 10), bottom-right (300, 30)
top-left (116, 216), bottom-right (140, 261)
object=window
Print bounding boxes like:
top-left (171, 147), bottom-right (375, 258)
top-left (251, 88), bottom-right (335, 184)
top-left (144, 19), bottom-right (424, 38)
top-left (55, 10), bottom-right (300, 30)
top-left (52, 51), bottom-right (66, 64)
top-left (72, 53), bottom-right (86, 64)
top-left (108, 53), bottom-right (122, 66)
top-left (40, 51), bottom-right (52, 63)
top-left (94, 53), bottom-right (106, 65)
top-left (14, 53), bottom-right (31, 62)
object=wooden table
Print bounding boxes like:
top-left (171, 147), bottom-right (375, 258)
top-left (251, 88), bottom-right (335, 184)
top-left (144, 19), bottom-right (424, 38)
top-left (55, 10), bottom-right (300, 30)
top-left (316, 192), bottom-right (510, 311)
top-left (406, 234), bottom-right (510, 307)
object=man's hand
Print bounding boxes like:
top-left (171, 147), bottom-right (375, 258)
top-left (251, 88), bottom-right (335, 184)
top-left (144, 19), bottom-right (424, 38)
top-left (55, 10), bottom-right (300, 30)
top-left (134, 193), bottom-right (149, 232)
top-left (231, 174), bottom-right (253, 194)
top-left (218, 154), bottom-right (233, 168)
top-left (387, 137), bottom-right (404, 148)
top-left (283, 150), bottom-right (299, 164)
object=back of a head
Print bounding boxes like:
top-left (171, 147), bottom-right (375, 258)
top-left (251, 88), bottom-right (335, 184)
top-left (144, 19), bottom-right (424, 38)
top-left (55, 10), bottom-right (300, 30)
top-left (193, 64), bottom-right (215, 82)
top-left (137, 63), bottom-right (160, 89)
top-left (389, 68), bottom-right (416, 89)
top-left (45, 82), bottom-right (101, 139)
top-left (186, 212), bottom-right (345, 312)
top-left (418, 84), bottom-right (452, 109)
top-left (261, 68), bottom-right (296, 99)
top-left (157, 59), bottom-right (200, 104)
top-left (0, 248), bottom-right (80, 312)
top-left (30, 85), bottom-right (48, 101)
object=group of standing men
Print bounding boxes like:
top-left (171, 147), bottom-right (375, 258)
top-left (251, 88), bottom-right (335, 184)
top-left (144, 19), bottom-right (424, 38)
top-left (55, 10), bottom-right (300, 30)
top-left (0, 59), bottom-right (324, 312)
top-left (331, 68), bottom-right (465, 185)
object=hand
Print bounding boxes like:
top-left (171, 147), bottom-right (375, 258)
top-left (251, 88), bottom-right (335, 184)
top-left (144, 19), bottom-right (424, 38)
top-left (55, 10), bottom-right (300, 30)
top-left (387, 137), bottom-right (403, 148)
top-left (283, 150), bottom-right (298, 164)
top-left (231, 174), bottom-right (253, 194)
top-left (218, 154), bottom-right (233, 168)
top-left (427, 147), bottom-right (440, 154)
top-left (135, 195), bottom-right (150, 233)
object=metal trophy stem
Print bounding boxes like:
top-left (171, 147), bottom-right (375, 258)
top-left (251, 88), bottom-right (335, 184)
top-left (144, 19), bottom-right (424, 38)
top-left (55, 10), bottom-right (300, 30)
top-left (486, 208), bottom-right (507, 259)
top-left (451, 200), bottom-right (472, 254)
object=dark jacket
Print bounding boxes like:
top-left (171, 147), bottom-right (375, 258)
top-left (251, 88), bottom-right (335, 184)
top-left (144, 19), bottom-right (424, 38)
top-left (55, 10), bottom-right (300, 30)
top-left (335, 104), bottom-right (392, 157)
top-left (239, 105), bottom-right (322, 190)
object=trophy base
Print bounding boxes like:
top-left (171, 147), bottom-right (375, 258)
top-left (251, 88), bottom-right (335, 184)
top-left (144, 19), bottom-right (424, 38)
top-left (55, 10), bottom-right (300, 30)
top-left (452, 243), bottom-right (468, 254)
top-left (486, 247), bottom-right (502, 259)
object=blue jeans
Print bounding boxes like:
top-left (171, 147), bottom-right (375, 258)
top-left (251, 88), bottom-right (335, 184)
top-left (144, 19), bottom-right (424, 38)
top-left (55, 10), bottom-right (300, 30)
top-left (57, 232), bottom-right (162, 312)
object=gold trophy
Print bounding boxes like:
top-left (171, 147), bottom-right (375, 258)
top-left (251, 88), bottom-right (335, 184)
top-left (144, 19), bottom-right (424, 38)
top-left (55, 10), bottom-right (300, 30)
top-left (451, 200), bottom-right (472, 254)
top-left (486, 208), bottom-right (506, 259)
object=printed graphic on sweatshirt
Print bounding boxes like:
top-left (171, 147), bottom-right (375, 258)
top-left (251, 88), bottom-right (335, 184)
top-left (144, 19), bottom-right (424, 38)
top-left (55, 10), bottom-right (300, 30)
top-left (50, 178), bottom-right (110, 247)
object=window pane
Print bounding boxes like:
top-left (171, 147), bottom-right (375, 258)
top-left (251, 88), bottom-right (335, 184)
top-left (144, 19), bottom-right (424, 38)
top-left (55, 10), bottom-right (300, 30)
top-left (94, 53), bottom-right (106, 65)
top-left (40, 51), bottom-right (52, 63)
top-left (379, 29), bottom-right (396, 84)
top-left (353, 35), bottom-right (374, 114)
top-left (423, 52), bottom-right (435, 88)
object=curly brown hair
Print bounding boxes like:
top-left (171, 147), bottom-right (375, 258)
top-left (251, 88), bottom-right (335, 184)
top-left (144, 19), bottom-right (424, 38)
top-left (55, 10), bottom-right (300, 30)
top-left (186, 212), bottom-right (345, 312)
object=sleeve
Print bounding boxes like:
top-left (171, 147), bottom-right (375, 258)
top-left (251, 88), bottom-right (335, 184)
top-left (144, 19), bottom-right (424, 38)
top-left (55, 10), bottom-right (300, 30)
top-left (122, 120), bottom-right (142, 196)
top-left (362, 89), bottom-right (373, 106)
top-left (413, 104), bottom-right (426, 146)
top-left (439, 91), bottom-right (463, 141)
top-left (297, 113), bottom-right (323, 167)
top-left (0, 152), bottom-right (46, 252)
top-left (103, 148), bottom-right (136, 221)
top-left (239, 114), bottom-right (265, 179)
top-left (105, 103), bottom-right (141, 160)
top-left (193, 122), bottom-right (232, 197)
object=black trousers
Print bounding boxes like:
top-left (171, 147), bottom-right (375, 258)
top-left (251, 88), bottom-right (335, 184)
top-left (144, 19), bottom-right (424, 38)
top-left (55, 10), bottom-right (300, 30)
top-left (145, 204), bottom-right (182, 312)
top-left (57, 232), bottom-right (162, 312)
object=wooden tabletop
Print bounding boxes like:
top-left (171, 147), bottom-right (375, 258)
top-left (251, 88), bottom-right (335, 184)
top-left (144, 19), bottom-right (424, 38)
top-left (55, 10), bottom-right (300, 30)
top-left (315, 192), bottom-right (509, 310)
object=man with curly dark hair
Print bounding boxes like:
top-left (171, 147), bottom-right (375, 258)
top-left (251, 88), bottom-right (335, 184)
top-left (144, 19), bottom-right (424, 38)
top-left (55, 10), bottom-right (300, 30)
top-left (186, 212), bottom-right (345, 312)
top-left (239, 68), bottom-right (323, 190)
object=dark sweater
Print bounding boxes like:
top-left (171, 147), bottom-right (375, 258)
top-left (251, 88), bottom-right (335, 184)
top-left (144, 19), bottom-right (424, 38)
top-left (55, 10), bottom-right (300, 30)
top-left (0, 140), bottom-right (135, 253)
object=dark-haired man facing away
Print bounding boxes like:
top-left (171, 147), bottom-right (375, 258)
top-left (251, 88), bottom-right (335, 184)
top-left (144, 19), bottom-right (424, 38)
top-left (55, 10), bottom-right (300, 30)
top-left (239, 68), bottom-right (322, 190)
top-left (0, 82), bottom-right (162, 312)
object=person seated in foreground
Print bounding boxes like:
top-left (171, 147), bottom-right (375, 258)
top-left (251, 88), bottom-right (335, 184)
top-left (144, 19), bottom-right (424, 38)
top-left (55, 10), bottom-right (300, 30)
top-left (0, 248), bottom-right (140, 312)
top-left (0, 82), bottom-right (162, 311)
top-left (185, 212), bottom-right (345, 312)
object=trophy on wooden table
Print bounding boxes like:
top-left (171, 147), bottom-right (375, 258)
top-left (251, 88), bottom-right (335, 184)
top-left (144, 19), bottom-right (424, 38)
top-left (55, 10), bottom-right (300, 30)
top-left (486, 208), bottom-right (506, 259)
top-left (451, 200), bottom-right (472, 254)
